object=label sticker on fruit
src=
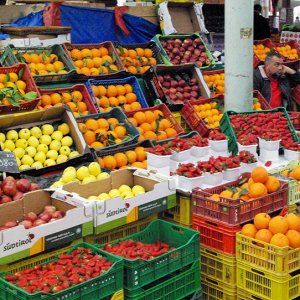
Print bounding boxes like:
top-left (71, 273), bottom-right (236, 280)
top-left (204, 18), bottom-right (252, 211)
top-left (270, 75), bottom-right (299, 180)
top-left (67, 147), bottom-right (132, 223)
top-left (0, 151), bottom-right (19, 173)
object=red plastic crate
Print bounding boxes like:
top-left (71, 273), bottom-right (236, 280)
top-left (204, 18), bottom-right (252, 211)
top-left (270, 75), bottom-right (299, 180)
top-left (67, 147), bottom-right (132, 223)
top-left (192, 173), bottom-right (288, 226)
top-left (202, 69), bottom-right (224, 97)
top-left (273, 40), bottom-right (300, 65)
top-left (181, 96), bottom-right (224, 136)
top-left (39, 84), bottom-right (99, 116)
top-left (253, 90), bottom-right (271, 110)
top-left (192, 214), bottom-right (240, 255)
top-left (0, 63), bottom-right (40, 114)
top-left (253, 38), bottom-right (275, 68)
top-left (288, 111), bottom-right (300, 130)
top-left (125, 103), bottom-right (184, 136)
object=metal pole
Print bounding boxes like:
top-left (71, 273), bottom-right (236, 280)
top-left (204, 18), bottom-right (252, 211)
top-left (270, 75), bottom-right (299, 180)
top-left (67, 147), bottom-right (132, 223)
top-left (224, 0), bottom-right (253, 112)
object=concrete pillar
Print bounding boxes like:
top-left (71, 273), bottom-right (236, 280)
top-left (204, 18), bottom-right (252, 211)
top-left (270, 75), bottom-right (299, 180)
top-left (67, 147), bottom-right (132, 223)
top-left (224, 0), bottom-right (253, 112)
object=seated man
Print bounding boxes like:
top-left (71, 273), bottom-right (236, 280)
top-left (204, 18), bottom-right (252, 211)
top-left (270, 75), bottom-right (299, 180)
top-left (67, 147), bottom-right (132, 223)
top-left (253, 52), bottom-right (300, 110)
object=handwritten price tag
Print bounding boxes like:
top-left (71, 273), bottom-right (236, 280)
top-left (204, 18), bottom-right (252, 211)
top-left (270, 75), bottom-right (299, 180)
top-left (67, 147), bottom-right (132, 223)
top-left (0, 151), bottom-right (19, 173)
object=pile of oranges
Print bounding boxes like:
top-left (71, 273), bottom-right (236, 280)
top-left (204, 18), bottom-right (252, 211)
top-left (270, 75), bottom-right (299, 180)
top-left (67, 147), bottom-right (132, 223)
top-left (116, 47), bottom-right (156, 75)
top-left (274, 44), bottom-right (299, 60)
top-left (253, 44), bottom-right (271, 61)
top-left (78, 116), bottom-right (132, 149)
top-left (203, 72), bottom-right (224, 96)
top-left (280, 165), bottom-right (300, 181)
top-left (128, 109), bottom-right (178, 141)
top-left (68, 47), bottom-right (120, 76)
top-left (19, 52), bottom-right (67, 76)
top-left (91, 83), bottom-right (141, 112)
top-left (38, 89), bottom-right (90, 116)
top-left (98, 146), bottom-right (147, 170)
top-left (192, 101), bottom-right (223, 129)
top-left (241, 212), bottom-right (300, 248)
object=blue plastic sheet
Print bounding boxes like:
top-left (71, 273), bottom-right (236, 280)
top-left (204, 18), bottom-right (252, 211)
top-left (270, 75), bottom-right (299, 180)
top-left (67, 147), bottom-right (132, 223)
top-left (13, 11), bottom-right (44, 27)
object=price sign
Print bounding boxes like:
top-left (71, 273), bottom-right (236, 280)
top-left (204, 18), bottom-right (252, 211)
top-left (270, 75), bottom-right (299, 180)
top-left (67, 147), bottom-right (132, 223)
top-left (0, 151), bottom-right (19, 173)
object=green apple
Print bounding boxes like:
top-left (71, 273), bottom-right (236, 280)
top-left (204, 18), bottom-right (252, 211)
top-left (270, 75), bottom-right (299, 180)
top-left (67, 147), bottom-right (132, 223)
top-left (21, 154), bottom-right (33, 166)
top-left (6, 130), bottom-right (18, 142)
top-left (58, 123), bottom-right (70, 135)
top-left (132, 185), bottom-right (145, 196)
top-left (121, 191), bottom-right (134, 199)
top-left (0, 133), bottom-right (6, 143)
top-left (28, 136), bottom-right (39, 148)
top-left (13, 147), bottom-right (25, 159)
top-left (30, 126), bottom-right (42, 138)
top-left (56, 154), bottom-right (68, 164)
top-left (41, 124), bottom-right (54, 135)
top-left (51, 181), bottom-right (64, 188)
top-left (63, 166), bottom-right (76, 177)
top-left (19, 128), bottom-right (31, 140)
top-left (37, 144), bottom-right (48, 153)
top-left (76, 166), bottom-right (90, 181)
top-left (15, 139), bottom-right (28, 149)
top-left (16, 157), bottom-right (21, 167)
top-left (97, 172), bottom-right (110, 180)
top-left (50, 140), bottom-right (61, 151)
top-left (82, 175), bottom-right (96, 184)
top-left (25, 146), bottom-right (37, 157)
top-left (108, 189), bottom-right (121, 198)
top-left (34, 152), bottom-right (46, 164)
top-left (39, 135), bottom-right (52, 146)
top-left (44, 159), bottom-right (56, 167)
top-left (88, 162), bottom-right (101, 176)
top-left (69, 151), bottom-right (80, 158)
top-left (19, 164), bottom-right (30, 171)
top-left (51, 130), bottom-right (63, 141)
top-left (118, 184), bottom-right (132, 194)
top-left (31, 161), bottom-right (43, 169)
top-left (61, 136), bottom-right (73, 147)
top-left (59, 146), bottom-right (71, 156)
top-left (3, 140), bottom-right (15, 151)
top-left (46, 150), bottom-right (58, 161)
top-left (88, 196), bottom-right (98, 200)
top-left (98, 193), bottom-right (110, 200)
top-left (61, 171), bottom-right (77, 183)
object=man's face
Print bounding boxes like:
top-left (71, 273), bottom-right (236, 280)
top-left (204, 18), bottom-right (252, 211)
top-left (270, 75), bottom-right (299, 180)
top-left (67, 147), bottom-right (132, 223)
top-left (265, 56), bottom-right (284, 76)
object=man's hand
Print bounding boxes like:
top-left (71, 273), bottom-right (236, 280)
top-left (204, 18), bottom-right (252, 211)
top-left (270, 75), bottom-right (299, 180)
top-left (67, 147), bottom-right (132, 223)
top-left (281, 65), bottom-right (296, 75)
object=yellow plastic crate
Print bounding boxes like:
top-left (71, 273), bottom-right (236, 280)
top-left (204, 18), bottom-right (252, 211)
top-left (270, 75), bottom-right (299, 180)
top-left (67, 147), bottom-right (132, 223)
top-left (268, 160), bottom-right (300, 205)
top-left (201, 246), bottom-right (236, 286)
top-left (172, 111), bottom-right (191, 133)
top-left (0, 238), bottom-right (82, 273)
top-left (201, 274), bottom-right (237, 300)
top-left (160, 191), bottom-right (192, 226)
top-left (237, 262), bottom-right (300, 300)
top-left (237, 288), bottom-right (268, 300)
top-left (84, 214), bottom-right (157, 245)
top-left (236, 232), bottom-right (300, 275)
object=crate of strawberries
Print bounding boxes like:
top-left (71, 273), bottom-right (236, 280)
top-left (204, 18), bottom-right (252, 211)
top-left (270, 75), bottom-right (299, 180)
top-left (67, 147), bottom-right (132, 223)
top-left (99, 219), bottom-right (200, 290)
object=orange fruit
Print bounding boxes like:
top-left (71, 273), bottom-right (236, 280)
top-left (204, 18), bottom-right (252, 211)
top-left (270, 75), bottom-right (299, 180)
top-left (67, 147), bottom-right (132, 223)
top-left (103, 155), bottom-right (117, 169)
top-left (286, 230), bottom-right (300, 248)
top-left (84, 130), bottom-right (96, 145)
top-left (97, 85), bottom-right (107, 97)
top-left (126, 150), bottom-right (137, 164)
top-left (133, 111), bottom-right (146, 125)
top-left (114, 153), bottom-right (128, 168)
top-left (71, 91), bottom-right (83, 102)
top-left (270, 233), bottom-right (289, 247)
top-left (107, 118), bottom-right (119, 128)
top-left (241, 223), bottom-right (257, 238)
top-left (254, 213), bottom-right (271, 229)
top-left (81, 48), bottom-right (92, 58)
top-left (131, 161), bottom-right (144, 168)
top-left (145, 111), bottom-right (155, 124)
top-left (78, 123), bottom-right (87, 133)
top-left (61, 92), bottom-right (72, 103)
top-left (97, 118), bottom-right (109, 130)
top-left (135, 147), bottom-right (146, 161)
top-left (160, 118), bottom-right (172, 130)
top-left (144, 48), bottom-right (153, 58)
top-left (248, 182), bottom-right (268, 198)
top-left (124, 84), bottom-right (133, 94)
top-left (153, 109), bottom-right (164, 119)
top-left (108, 97), bottom-right (119, 107)
top-left (265, 176), bottom-right (281, 193)
top-left (125, 93), bottom-right (137, 104)
top-left (269, 216), bottom-right (289, 235)
top-left (128, 117), bottom-right (138, 127)
top-left (136, 48), bottom-right (145, 57)
top-left (91, 48), bottom-right (101, 57)
top-left (85, 119), bottom-right (99, 131)
top-left (116, 85), bottom-right (126, 96)
top-left (140, 122), bottom-right (152, 133)
top-left (255, 229), bottom-right (273, 243)
top-left (114, 126), bottom-right (127, 139)
top-left (98, 96), bottom-right (109, 108)
top-left (53, 61), bottom-right (64, 72)
top-left (251, 166), bottom-right (269, 183)
top-left (70, 49), bottom-right (82, 60)
top-left (81, 67), bottom-right (91, 76)
top-left (286, 213), bottom-right (300, 231)
top-left (91, 141), bottom-right (104, 149)
top-left (143, 130), bottom-right (157, 140)
top-left (165, 127), bottom-right (177, 138)
top-left (50, 93), bottom-right (62, 105)
top-left (106, 85), bottom-right (118, 97)
top-left (41, 94), bottom-right (52, 106)
top-left (157, 131), bottom-right (168, 140)
top-left (30, 53), bottom-right (40, 64)
top-left (77, 102), bottom-right (88, 113)
top-left (99, 47), bottom-right (109, 57)
top-left (67, 102), bottom-right (77, 112)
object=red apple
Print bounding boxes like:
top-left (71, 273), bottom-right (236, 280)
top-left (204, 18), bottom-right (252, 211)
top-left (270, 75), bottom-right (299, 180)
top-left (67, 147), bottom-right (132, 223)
top-left (4, 220), bottom-right (18, 228)
top-left (16, 179), bottom-right (31, 193)
top-left (38, 212), bottom-right (51, 223)
top-left (19, 220), bottom-right (33, 229)
top-left (1, 195), bottom-right (12, 204)
top-left (25, 212), bottom-right (38, 222)
top-left (33, 219), bottom-right (46, 227)
top-left (52, 211), bottom-right (65, 219)
top-left (30, 183), bottom-right (40, 191)
top-left (43, 205), bottom-right (57, 215)
top-left (13, 191), bottom-right (24, 201)
top-left (3, 181), bottom-right (17, 197)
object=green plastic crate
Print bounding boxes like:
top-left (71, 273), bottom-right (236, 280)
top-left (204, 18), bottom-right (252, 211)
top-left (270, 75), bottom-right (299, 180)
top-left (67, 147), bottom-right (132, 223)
top-left (124, 261), bottom-right (200, 300)
top-left (152, 34), bottom-right (215, 69)
top-left (220, 107), bottom-right (300, 156)
top-left (0, 44), bottom-right (76, 84)
top-left (0, 242), bottom-right (123, 300)
top-left (99, 219), bottom-right (200, 290)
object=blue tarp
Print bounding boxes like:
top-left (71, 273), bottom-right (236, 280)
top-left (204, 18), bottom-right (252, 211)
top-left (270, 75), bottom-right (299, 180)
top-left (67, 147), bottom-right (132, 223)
top-left (13, 11), bottom-right (43, 27)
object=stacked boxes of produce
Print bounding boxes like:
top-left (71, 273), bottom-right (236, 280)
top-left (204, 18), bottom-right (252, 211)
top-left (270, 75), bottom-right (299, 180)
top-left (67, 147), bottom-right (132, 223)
top-left (192, 165), bottom-right (289, 299)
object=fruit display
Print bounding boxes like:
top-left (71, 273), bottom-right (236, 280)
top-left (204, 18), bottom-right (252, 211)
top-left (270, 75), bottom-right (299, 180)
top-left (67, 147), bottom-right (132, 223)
top-left (103, 239), bottom-right (173, 260)
top-left (147, 144), bottom-right (172, 156)
top-left (158, 36), bottom-right (212, 67)
top-left (0, 176), bottom-right (39, 204)
top-left (176, 163), bottom-right (202, 178)
top-left (274, 44), bottom-right (299, 60)
top-left (241, 211), bottom-right (300, 248)
top-left (0, 123), bottom-right (79, 170)
top-left (157, 71), bottom-right (203, 104)
top-left (2, 246), bottom-right (114, 294)
top-left (38, 85), bottom-right (98, 117)
top-left (90, 83), bottom-right (143, 112)
top-left (203, 72), bottom-right (225, 96)
top-left (66, 43), bottom-right (123, 76)
top-left (208, 129), bottom-right (227, 141)
top-left (98, 146), bottom-right (147, 170)
top-left (77, 111), bottom-right (137, 149)
top-left (50, 162), bottom-right (108, 187)
top-left (238, 150), bottom-right (258, 164)
top-left (253, 44), bottom-right (271, 61)
top-left (115, 44), bottom-right (157, 75)
top-left (86, 184), bottom-right (146, 201)
top-left (279, 164), bottom-right (300, 181)
top-left (0, 204), bottom-right (64, 230)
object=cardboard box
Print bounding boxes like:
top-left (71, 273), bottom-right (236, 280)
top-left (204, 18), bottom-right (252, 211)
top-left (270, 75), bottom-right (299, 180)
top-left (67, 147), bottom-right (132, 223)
top-left (157, 2), bottom-right (208, 35)
top-left (61, 168), bottom-right (176, 234)
top-left (0, 106), bottom-right (91, 175)
top-left (0, 190), bottom-right (93, 264)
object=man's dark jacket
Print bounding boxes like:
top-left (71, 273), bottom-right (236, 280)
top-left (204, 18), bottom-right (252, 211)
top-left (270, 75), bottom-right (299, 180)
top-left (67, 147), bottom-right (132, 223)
top-left (254, 12), bottom-right (271, 40)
